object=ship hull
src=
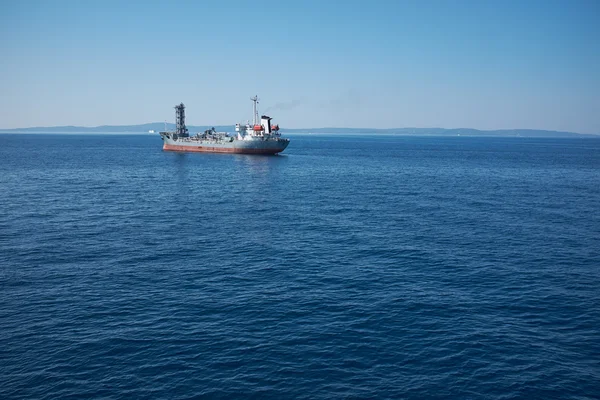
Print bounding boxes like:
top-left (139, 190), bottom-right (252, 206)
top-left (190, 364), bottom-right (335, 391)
top-left (161, 136), bottom-right (289, 155)
top-left (163, 143), bottom-right (287, 154)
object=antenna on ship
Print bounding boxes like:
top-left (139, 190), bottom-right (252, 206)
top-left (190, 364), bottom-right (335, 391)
top-left (251, 95), bottom-right (259, 125)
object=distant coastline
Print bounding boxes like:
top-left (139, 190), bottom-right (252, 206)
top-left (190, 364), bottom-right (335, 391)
top-left (0, 123), bottom-right (596, 138)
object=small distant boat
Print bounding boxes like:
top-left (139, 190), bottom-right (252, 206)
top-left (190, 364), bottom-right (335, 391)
top-left (148, 130), bottom-right (155, 133)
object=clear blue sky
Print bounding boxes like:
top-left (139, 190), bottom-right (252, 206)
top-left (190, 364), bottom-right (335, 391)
top-left (1, 0), bottom-right (599, 133)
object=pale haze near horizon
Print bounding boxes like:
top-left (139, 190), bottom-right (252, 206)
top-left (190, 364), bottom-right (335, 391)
top-left (0, 0), bottom-right (599, 134)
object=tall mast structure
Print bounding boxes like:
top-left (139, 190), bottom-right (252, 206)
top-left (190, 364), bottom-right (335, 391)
top-left (175, 103), bottom-right (189, 137)
top-left (250, 96), bottom-right (259, 125)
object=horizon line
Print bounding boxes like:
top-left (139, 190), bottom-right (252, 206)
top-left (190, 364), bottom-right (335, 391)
top-left (0, 123), bottom-right (597, 136)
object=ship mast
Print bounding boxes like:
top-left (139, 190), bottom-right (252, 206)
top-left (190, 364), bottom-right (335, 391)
top-left (251, 95), bottom-right (259, 125)
top-left (175, 103), bottom-right (189, 137)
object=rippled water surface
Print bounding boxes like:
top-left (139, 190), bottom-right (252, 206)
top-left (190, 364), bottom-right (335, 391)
top-left (1, 134), bottom-right (599, 399)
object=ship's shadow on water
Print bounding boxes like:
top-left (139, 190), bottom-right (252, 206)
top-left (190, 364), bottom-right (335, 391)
top-left (168, 150), bottom-right (289, 174)
top-left (234, 153), bottom-right (289, 173)
top-left (0, 134), bottom-right (599, 399)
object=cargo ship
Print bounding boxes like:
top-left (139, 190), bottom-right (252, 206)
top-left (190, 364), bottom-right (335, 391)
top-left (159, 96), bottom-right (289, 154)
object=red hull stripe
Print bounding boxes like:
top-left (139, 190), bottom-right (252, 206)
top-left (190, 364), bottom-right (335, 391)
top-left (163, 143), bottom-right (285, 154)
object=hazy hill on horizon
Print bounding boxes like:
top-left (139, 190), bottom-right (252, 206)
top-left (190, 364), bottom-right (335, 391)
top-left (0, 123), bottom-right (596, 138)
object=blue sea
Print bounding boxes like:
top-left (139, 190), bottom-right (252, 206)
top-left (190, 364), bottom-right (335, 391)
top-left (1, 133), bottom-right (599, 399)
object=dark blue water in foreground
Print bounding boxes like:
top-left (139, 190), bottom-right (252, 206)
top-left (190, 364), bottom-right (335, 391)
top-left (1, 134), bottom-right (599, 399)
